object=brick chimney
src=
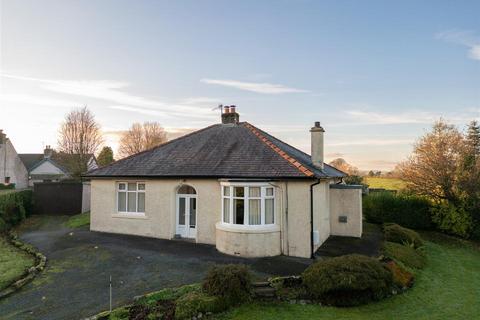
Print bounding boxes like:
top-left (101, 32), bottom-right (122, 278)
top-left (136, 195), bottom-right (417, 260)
top-left (310, 121), bottom-right (325, 169)
top-left (44, 145), bottom-right (53, 158)
top-left (221, 105), bottom-right (240, 124)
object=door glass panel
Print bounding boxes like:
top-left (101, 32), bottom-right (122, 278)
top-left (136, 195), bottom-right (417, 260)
top-left (179, 197), bottom-right (185, 225)
top-left (189, 198), bottom-right (196, 227)
top-left (234, 199), bottom-right (244, 224)
top-left (127, 192), bottom-right (137, 212)
top-left (118, 192), bottom-right (126, 212)
top-left (249, 199), bottom-right (261, 225)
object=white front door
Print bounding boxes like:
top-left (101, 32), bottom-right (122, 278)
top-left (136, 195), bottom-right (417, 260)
top-left (176, 195), bottom-right (197, 239)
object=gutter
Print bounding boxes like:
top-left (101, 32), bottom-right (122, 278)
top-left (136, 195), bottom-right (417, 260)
top-left (309, 178), bottom-right (321, 259)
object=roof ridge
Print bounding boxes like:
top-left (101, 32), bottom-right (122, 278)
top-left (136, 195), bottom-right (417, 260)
top-left (243, 122), bottom-right (314, 177)
top-left (86, 123), bottom-right (221, 175)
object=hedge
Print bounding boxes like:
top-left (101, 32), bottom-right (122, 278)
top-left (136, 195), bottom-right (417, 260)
top-left (384, 223), bottom-right (424, 248)
top-left (363, 192), bottom-right (433, 229)
top-left (0, 190), bottom-right (33, 232)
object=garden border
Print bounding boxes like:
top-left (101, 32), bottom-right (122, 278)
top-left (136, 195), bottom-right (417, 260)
top-left (0, 231), bottom-right (47, 299)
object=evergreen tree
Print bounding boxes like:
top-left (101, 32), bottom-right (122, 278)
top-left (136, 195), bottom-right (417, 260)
top-left (97, 146), bottom-right (114, 166)
top-left (466, 120), bottom-right (480, 156)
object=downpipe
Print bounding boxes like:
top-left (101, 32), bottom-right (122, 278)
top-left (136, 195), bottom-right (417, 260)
top-left (310, 178), bottom-right (321, 259)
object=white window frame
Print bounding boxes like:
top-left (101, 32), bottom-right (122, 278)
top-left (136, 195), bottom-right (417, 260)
top-left (221, 182), bottom-right (275, 227)
top-left (116, 182), bottom-right (146, 215)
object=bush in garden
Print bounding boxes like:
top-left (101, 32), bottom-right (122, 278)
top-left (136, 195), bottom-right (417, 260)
top-left (430, 202), bottom-right (474, 238)
top-left (363, 192), bottom-right (433, 229)
top-left (202, 264), bottom-right (252, 305)
top-left (175, 291), bottom-right (229, 320)
top-left (302, 254), bottom-right (393, 307)
top-left (384, 223), bottom-right (424, 248)
top-left (383, 242), bottom-right (426, 269)
top-left (385, 260), bottom-right (414, 289)
top-left (0, 190), bottom-right (32, 231)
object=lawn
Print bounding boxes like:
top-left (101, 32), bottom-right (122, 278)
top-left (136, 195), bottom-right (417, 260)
top-left (65, 212), bottom-right (90, 228)
top-left (217, 234), bottom-right (480, 320)
top-left (365, 177), bottom-right (406, 190)
top-left (0, 237), bottom-right (35, 291)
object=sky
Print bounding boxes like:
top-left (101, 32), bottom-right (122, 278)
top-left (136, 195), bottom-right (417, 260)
top-left (0, 0), bottom-right (479, 171)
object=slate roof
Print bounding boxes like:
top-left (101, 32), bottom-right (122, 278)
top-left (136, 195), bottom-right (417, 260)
top-left (19, 153), bottom-right (95, 174)
top-left (18, 154), bottom-right (45, 171)
top-left (86, 122), bottom-right (345, 180)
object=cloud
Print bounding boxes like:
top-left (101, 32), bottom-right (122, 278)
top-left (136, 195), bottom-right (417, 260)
top-left (436, 29), bottom-right (480, 61)
top-left (200, 78), bottom-right (309, 94)
top-left (0, 93), bottom-right (80, 108)
top-left (1, 73), bottom-right (218, 120)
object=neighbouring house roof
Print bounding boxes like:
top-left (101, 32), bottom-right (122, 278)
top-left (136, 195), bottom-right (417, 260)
top-left (86, 122), bottom-right (346, 179)
top-left (19, 152), bottom-right (96, 175)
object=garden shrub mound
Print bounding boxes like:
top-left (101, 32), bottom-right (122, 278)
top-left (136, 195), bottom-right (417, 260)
top-left (202, 264), bottom-right (252, 305)
top-left (383, 241), bottom-right (426, 269)
top-left (384, 223), bottom-right (424, 248)
top-left (0, 190), bottom-right (33, 232)
top-left (302, 254), bottom-right (393, 307)
top-left (363, 192), bottom-right (432, 229)
top-left (385, 260), bottom-right (414, 289)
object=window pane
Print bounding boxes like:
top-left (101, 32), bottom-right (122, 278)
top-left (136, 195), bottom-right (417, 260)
top-left (179, 198), bottom-right (185, 225)
top-left (249, 187), bottom-right (260, 197)
top-left (128, 192), bottom-right (137, 212)
top-left (223, 198), bottom-right (230, 223)
top-left (223, 186), bottom-right (230, 196)
top-left (128, 183), bottom-right (136, 191)
top-left (234, 199), bottom-right (244, 224)
top-left (266, 187), bottom-right (274, 196)
top-left (234, 187), bottom-right (244, 197)
top-left (118, 183), bottom-right (126, 190)
top-left (118, 192), bottom-right (126, 212)
top-left (265, 199), bottom-right (274, 224)
top-left (138, 183), bottom-right (145, 191)
top-left (190, 198), bottom-right (196, 227)
top-left (137, 193), bottom-right (145, 212)
top-left (249, 199), bottom-right (261, 225)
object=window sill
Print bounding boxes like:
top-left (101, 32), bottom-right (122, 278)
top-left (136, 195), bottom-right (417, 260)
top-left (111, 213), bottom-right (148, 220)
top-left (215, 222), bottom-right (280, 234)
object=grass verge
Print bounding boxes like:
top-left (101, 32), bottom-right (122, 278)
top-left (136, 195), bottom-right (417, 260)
top-left (65, 212), bottom-right (90, 228)
top-left (0, 237), bottom-right (35, 291)
top-left (215, 234), bottom-right (480, 320)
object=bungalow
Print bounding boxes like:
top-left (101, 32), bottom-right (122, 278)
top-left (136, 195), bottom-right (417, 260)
top-left (86, 106), bottom-right (362, 259)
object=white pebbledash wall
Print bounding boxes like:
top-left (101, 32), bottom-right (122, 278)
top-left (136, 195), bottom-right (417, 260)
top-left (89, 177), bottom-right (365, 258)
top-left (0, 134), bottom-right (29, 189)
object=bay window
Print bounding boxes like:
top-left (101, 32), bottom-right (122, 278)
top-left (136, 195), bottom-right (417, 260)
top-left (222, 183), bottom-right (275, 226)
top-left (117, 182), bottom-right (145, 214)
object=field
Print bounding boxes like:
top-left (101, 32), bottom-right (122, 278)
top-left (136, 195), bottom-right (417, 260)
top-left (364, 177), bottom-right (406, 190)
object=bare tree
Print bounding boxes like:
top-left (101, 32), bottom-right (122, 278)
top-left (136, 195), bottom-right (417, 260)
top-left (118, 122), bottom-right (167, 158)
top-left (58, 107), bottom-right (104, 176)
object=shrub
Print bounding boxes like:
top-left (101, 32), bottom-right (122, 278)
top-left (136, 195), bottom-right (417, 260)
top-left (384, 223), bottom-right (424, 248)
top-left (302, 254), bottom-right (393, 307)
top-left (430, 202), bottom-right (473, 238)
top-left (0, 184), bottom-right (15, 190)
top-left (202, 264), bottom-right (252, 304)
top-left (0, 190), bottom-right (32, 231)
top-left (385, 260), bottom-right (414, 289)
top-left (383, 242), bottom-right (426, 269)
top-left (363, 192), bottom-right (432, 229)
top-left (269, 276), bottom-right (306, 301)
top-left (175, 291), bottom-right (228, 320)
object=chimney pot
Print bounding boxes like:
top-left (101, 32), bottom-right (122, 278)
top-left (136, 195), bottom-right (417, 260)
top-left (224, 106), bottom-right (230, 114)
top-left (315, 121), bottom-right (320, 128)
top-left (221, 106), bottom-right (240, 124)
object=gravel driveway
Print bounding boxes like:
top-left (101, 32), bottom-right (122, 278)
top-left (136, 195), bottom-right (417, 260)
top-left (0, 216), bottom-right (311, 320)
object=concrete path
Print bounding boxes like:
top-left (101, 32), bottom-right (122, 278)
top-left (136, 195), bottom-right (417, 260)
top-left (0, 216), bottom-right (311, 320)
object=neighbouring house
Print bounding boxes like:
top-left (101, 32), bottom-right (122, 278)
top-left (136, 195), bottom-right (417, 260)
top-left (19, 146), bottom-right (98, 186)
top-left (86, 106), bottom-right (362, 259)
top-left (0, 130), bottom-right (29, 189)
